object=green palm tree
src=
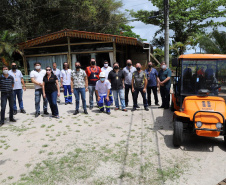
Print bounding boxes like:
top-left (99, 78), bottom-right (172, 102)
top-left (0, 30), bottom-right (23, 67)
top-left (199, 30), bottom-right (226, 54)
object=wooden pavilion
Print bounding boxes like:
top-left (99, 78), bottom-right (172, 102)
top-left (18, 29), bottom-right (151, 75)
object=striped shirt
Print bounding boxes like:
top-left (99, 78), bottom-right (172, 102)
top-left (0, 75), bottom-right (14, 92)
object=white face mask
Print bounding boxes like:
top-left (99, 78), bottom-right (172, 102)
top-left (161, 65), bottom-right (166, 69)
top-left (104, 64), bottom-right (108, 68)
top-left (35, 66), bottom-right (41, 70)
top-left (3, 70), bottom-right (8, 74)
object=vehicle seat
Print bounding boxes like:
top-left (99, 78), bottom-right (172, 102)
top-left (183, 68), bottom-right (193, 93)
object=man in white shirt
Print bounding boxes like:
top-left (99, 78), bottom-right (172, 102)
top-left (101, 60), bottom-right (113, 105)
top-left (60, 62), bottom-right (72, 105)
top-left (52, 62), bottom-right (61, 103)
top-left (8, 62), bottom-right (26, 115)
top-left (30, 62), bottom-right (49, 117)
top-left (95, 72), bottom-right (111, 115)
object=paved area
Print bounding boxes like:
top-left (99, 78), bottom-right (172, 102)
top-left (0, 89), bottom-right (226, 184)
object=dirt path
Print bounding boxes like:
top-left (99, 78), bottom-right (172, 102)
top-left (0, 89), bottom-right (225, 184)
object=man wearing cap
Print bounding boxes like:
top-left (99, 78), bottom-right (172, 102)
top-left (95, 72), bottom-right (111, 115)
top-left (101, 60), bottom-right (113, 104)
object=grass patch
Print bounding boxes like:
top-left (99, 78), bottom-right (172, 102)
top-left (42, 144), bottom-right (48, 148)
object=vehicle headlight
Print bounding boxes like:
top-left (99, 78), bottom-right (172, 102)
top-left (196, 121), bottom-right (202, 128)
top-left (216, 123), bottom-right (222, 129)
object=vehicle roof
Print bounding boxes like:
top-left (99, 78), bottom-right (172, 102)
top-left (179, 54), bottom-right (226, 59)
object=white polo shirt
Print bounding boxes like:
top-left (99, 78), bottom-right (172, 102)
top-left (101, 66), bottom-right (113, 79)
top-left (8, 69), bottom-right (23, 90)
top-left (52, 68), bottom-right (61, 81)
top-left (60, 69), bottom-right (72, 85)
top-left (30, 69), bottom-right (46, 89)
top-left (95, 80), bottom-right (111, 96)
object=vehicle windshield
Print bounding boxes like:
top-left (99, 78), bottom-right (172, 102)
top-left (181, 59), bottom-right (226, 98)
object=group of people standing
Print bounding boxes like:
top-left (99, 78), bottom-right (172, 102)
top-left (0, 59), bottom-right (171, 126)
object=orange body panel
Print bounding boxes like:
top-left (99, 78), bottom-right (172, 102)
top-left (172, 94), bottom-right (180, 111)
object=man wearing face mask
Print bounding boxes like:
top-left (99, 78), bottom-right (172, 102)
top-left (85, 58), bottom-right (101, 109)
top-left (52, 62), bottom-right (61, 103)
top-left (60, 62), bottom-right (72, 105)
top-left (0, 65), bottom-right (16, 126)
top-left (157, 61), bottom-right (172, 109)
top-left (145, 61), bottom-right (159, 106)
top-left (131, 63), bottom-right (149, 111)
top-left (95, 72), bottom-right (111, 114)
top-left (101, 60), bottom-right (113, 105)
top-left (8, 62), bottom-right (26, 115)
top-left (71, 61), bottom-right (88, 115)
top-left (122, 59), bottom-right (137, 107)
top-left (108, 62), bottom-right (127, 111)
top-left (30, 62), bottom-right (49, 117)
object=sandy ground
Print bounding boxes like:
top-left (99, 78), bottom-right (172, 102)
top-left (0, 89), bottom-right (226, 184)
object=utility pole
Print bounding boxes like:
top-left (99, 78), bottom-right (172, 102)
top-left (164, 0), bottom-right (169, 67)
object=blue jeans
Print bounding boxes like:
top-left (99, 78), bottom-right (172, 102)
top-left (13, 89), bottom-right (24, 110)
top-left (112, 89), bottom-right (126, 109)
top-left (88, 85), bottom-right (98, 107)
top-left (1, 92), bottom-right (14, 122)
top-left (73, 88), bottom-right (87, 111)
top-left (98, 95), bottom-right (111, 113)
top-left (63, 85), bottom-right (72, 103)
top-left (46, 91), bottom-right (59, 116)
top-left (35, 89), bottom-right (48, 114)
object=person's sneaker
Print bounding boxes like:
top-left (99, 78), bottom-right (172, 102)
top-left (10, 118), bottom-right (16, 122)
top-left (65, 102), bottom-right (68, 105)
top-left (107, 112), bottom-right (111, 115)
top-left (0, 121), bottom-right (4, 127)
top-left (125, 104), bottom-right (128, 107)
top-left (13, 110), bottom-right (17, 115)
top-left (155, 103), bottom-right (160, 106)
top-left (89, 106), bottom-right (93, 110)
top-left (54, 115), bottom-right (60, 119)
top-left (20, 109), bottom-right (26, 113)
top-left (57, 100), bottom-right (60, 103)
top-left (122, 109), bottom-right (127, 112)
top-left (35, 112), bottom-right (40, 118)
top-left (145, 107), bottom-right (149, 111)
top-left (114, 107), bottom-right (119, 110)
top-left (84, 110), bottom-right (88, 114)
top-left (44, 111), bottom-right (49, 115)
top-left (73, 110), bottom-right (79, 115)
top-left (136, 105), bottom-right (140, 108)
top-left (158, 106), bottom-right (164, 108)
top-left (68, 102), bottom-right (72, 104)
top-left (99, 110), bottom-right (104, 113)
top-left (132, 107), bottom-right (136, 111)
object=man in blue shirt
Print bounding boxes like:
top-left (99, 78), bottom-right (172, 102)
top-left (157, 61), bottom-right (172, 109)
top-left (145, 62), bottom-right (159, 106)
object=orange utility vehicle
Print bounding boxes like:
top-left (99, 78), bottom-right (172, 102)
top-left (171, 54), bottom-right (226, 147)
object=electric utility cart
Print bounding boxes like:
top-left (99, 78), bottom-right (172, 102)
top-left (171, 54), bottom-right (226, 147)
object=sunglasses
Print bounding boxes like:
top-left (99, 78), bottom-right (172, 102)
top-left (46, 69), bottom-right (51, 71)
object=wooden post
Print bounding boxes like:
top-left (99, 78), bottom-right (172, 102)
top-left (22, 49), bottom-right (28, 75)
top-left (113, 37), bottom-right (116, 63)
top-left (67, 37), bottom-right (72, 68)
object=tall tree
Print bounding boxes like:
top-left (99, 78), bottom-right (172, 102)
top-left (199, 30), bottom-right (226, 54)
top-left (130, 0), bottom-right (226, 54)
top-left (0, 0), bottom-right (142, 41)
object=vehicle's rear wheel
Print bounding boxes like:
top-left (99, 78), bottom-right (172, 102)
top-left (173, 121), bottom-right (183, 147)
top-left (171, 100), bottom-right (175, 112)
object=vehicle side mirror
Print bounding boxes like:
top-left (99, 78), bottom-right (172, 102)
top-left (172, 58), bottom-right (178, 67)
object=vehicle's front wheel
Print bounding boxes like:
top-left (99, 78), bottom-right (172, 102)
top-left (173, 121), bottom-right (183, 147)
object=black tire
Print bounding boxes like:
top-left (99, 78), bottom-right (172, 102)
top-left (173, 121), bottom-right (183, 147)
top-left (171, 100), bottom-right (175, 112)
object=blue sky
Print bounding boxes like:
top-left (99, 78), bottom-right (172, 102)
top-left (120, 0), bottom-right (226, 54)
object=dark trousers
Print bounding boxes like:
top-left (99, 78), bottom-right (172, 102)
top-left (147, 86), bottom-right (158, 105)
top-left (125, 84), bottom-right (134, 105)
top-left (160, 86), bottom-right (170, 108)
top-left (133, 88), bottom-right (148, 108)
top-left (1, 92), bottom-right (14, 122)
top-left (46, 91), bottom-right (59, 116)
